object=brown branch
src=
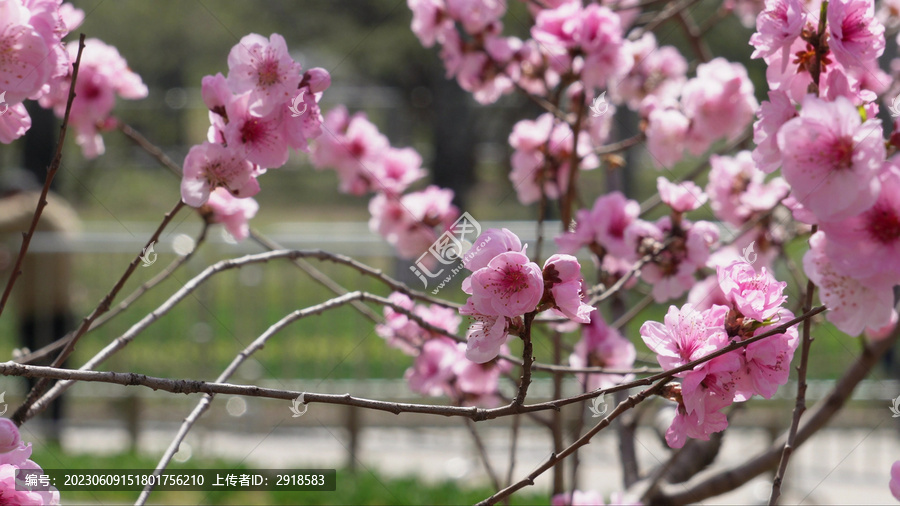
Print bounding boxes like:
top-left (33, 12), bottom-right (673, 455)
top-left (0, 35), bottom-right (86, 319)
top-left (14, 221), bottom-right (210, 366)
top-left (465, 419), bottom-right (503, 492)
top-left (3, 305), bottom-right (827, 426)
top-left (769, 224), bottom-right (818, 504)
top-left (514, 313), bottom-right (537, 407)
top-left (135, 289), bottom-right (369, 503)
top-left (476, 378), bottom-right (673, 506)
top-left (11, 198), bottom-right (185, 425)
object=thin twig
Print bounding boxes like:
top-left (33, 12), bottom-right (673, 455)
top-left (505, 413), bottom-right (521, 487)
top-left (465, 419), bottom-right (502, 492)
top-left (11, 198), bottom-right (185, 425)
top-left (135, 290), bottom-right (367, 504)
top-left (4, 305), bottom-right (827, 425)
top-left (514, 313), bottom-right (537, 407)
top-left (769, 225), bottom-right (818, 504)
top-left (476, 378), bottom-right (673, 506)
top-left (0, 35), bottom-right (86, 319)
top-left (14, 222), bottom-right (211, 366)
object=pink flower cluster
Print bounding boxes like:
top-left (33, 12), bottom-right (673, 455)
top-left (569, 310), bottom-right (636, 391)
top-left (746, 1), bottom-right (899, 337)
top-left (40, 37), bottom-right (148, 158)
top-left (0, 0), bottom-right (77, 143)
top-left (508, 112), bottom-right (598, 205)
top-left (0, 418), bottom-right (59, 504)
top-left (408, 0), bottom-right (517, 104)
top-left (377, 292), bottom-right (509, 406)
top-left (644, 58), bottom-right (758, 169)
top-left (181, 33), bottom-right (330, 213)
top-left (310, 105), bottom-right (458, 260)
top-left (556, 185), bottom-right (719, 303)
top-left (640, 262), bottom-right (798, 448)
top-left (459, 228), bottom-right (593, 363)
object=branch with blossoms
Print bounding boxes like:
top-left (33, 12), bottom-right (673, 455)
top-left (3, 0), bottom-right (900, 504)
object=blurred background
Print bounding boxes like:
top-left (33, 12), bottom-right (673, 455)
top-left (0, 0), bottom-right (898, 504)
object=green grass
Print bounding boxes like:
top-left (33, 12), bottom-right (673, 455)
top-left (29, 446), bottom-right (549, 505)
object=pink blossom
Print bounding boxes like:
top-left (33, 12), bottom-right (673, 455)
top-left (818, 162), bottom-right (900, 282)
top-left (681, 58), bottom-right (758, 155)
top-left (408, 0), bottom-right (453, 47)
top-left (640, 303), bottom-right (729, 374)
top-left (222, 92), bottom-right (291, 169)
top-left (555, 209), bottom-right (596, 255)
top-left (763, 37), bottom-right (837, 103)
top-left (543, 254), bottom-right (593, 323)
top-left (802, 231), bottom-right (896, 335)
top-left (0, 103), bottom-right (32, 144)
top-left (464, 313), bottom-right (510, 363)
top-left (39, 38), bottom-right (148, 158)
top-left (465, 251), bottom-right (543, 318)
top-left (445, 0), bottom-right (506, 35)
top-left (0, 0), bottom-right (68, 106)
top-left (732, 312), bottom-right (798, 400)
top-left (453, 342), bottom-right (511, 404)
top-left (578, 4), bottom-right (630, 89)
top-left (311, 107), bottom-right (391, 195)
top-left (406, 338), bottom-right (459, 396)
top-left (749, 0), bottom-right (805, 60)
top-left (680, 353), bottom-right (741, 422)
top-left (226, 33), bottom-right (302, 117)
top-left (590, 191), bottom-right (641, 257)
top-left (665, 400), bottom-right (729, 448)
top-left (279, 68), bottom-right (330, 152)
top-left (638, 217), bottom-right (719, 302)
top-left (59, 2), bottom-right (84, 32)
top-left (369, 147), bottom-right (426, 195)
top-left (203, 187), bottom-right (259, 242)
top-left (827, 0), bottom-right (885, 70)
top-left (201, 72), bottom-right (231, 116)
top-left (181, 142), bottom-right (260, 207)
top-left (717, 261), bottom-right (787, 323)
top-left (553, 171), bottom-right (637, 262)
top-left (463, 228), bottom-right (523, 272)
top-left (777, 95), bottom-right (884, 222)
top-left (707, 151), bottom-right (789, 226)
top-left (531, 1), bottom-right (581, 72)
top-left (0, 419), bottom-right (20, 454)
top-left (508, 113), bottom-right (597, 204)
top-left (645, 107), bottom-right (689, 169)
top-left (613, 33), bottom-right (686, 109)
top-left (369, 186), bottom-right (458, 259)
top-left (890, 460), bottom-right (900, 501)
top-left (752, 90), bottom-right (797, 174)
top-left (377, 292), bottom-right (462, 355)
top-left (454, 48), bottom-right (515, 105)
top-left (0, 428), bottom-right (59, 504)
top-left (570, 311), bottom-right (636, 390)
top-left (865, 310), bottom-right (897, 341)
top-left (657, 177), bottom-right (707, 213)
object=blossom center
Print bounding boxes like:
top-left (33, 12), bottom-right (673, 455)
top-left (256, 57), bottom-right (280, 87)
top-left (829, 137), bottom-right (854, 170)
top-left (240, 117), bottom-right (268, 145)
top-left (866, 204), bottom-right (900, 244)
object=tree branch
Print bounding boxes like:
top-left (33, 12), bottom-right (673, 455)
top-left (0, 35), bottom-right (86, 319)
